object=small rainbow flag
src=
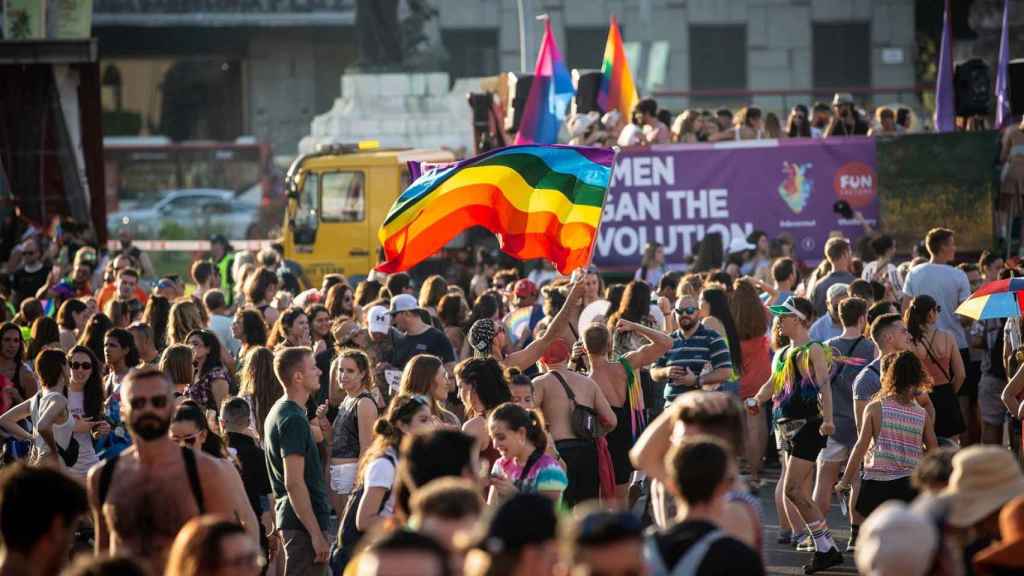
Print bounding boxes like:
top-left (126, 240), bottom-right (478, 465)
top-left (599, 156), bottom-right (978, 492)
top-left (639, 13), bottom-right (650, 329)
top-left (597, 16), bottom-right (638, 121)
top-left (514, 19), bottom-right (574, 145)
top-left (376, 144), bottom-right (614, 275)
top-left (505, 306), bottom-right (534, 346)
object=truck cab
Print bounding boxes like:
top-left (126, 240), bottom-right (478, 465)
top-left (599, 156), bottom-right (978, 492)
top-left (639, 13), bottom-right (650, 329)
top-left (282, 144), bottom-right (455, 285)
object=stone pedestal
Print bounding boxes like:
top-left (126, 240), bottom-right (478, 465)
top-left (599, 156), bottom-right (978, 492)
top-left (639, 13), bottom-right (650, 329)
top-left (299, 72), bottom-right (479, 155)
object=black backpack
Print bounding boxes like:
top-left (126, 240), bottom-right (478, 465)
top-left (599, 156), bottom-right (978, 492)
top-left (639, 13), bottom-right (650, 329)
top-left (330, 453), bottom-right (396, 573)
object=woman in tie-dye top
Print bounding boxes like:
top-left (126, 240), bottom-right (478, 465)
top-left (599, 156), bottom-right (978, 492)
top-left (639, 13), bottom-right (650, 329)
top-left (487, 403), bottom-right (567, 505)
top-left (836, 351), bottom-right (937, 519)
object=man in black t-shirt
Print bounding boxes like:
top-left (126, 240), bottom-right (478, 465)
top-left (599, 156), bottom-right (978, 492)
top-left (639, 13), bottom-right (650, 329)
top-left (220, 397), bottom-right (272, 552)
top-left (8, 236), bottom-right (51, 306)
top-left (388, 294), bottom-right (455, 368)
top-left (649, 436), bottom-right (764, 576)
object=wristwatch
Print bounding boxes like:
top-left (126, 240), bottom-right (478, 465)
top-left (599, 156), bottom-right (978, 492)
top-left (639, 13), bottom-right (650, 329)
top-left (745, 397), bottom-right (758, 409)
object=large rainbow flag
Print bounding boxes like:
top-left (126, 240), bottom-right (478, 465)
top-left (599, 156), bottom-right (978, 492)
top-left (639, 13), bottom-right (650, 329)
top-left (514, 19), bottom-right (574, 145)
top-left (376, 145), bottom-right (614, 275)
top-left (597, 16), bottom-right (638, 121)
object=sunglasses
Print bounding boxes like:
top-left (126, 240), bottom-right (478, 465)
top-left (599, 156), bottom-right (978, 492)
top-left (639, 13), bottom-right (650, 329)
top-left (675, 306), bottom-right (699, 315)
top-left (172, 433), bottom-right (199, 447)
top-left (69, 361), bottom-right (92, 371)
top-left (129, 395), bottom-right (169, 410)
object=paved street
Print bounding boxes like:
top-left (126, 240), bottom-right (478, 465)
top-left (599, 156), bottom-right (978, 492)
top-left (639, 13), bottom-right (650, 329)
top-left (758, 464), bottom-right (858, 575)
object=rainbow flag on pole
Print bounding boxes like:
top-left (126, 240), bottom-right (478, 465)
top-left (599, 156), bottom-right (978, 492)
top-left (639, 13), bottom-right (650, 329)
top-left (598, 16), bottom-right (638, 121)
top-left (514, 19), bottom-right (574, 145)
top-left (376, 145), bottom-right (614, 275)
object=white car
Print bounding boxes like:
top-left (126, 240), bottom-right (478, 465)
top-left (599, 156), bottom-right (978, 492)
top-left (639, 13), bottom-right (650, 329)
top-left (108, 188), bottom-right (261, 239)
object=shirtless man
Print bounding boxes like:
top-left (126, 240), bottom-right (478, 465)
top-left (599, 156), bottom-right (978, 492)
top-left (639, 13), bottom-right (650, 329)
top-left (87, 366), bottom-right (246, 573)
top-left (585, 319), bottom-right (672, 503)
top-left (532, 341), bottom-right (616, 508)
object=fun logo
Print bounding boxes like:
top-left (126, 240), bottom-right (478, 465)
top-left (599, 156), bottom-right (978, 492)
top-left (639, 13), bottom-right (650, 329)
top-left (833, 162), bottom-right (876, 209)
top-left (779, 162), bottom-right (813, 214)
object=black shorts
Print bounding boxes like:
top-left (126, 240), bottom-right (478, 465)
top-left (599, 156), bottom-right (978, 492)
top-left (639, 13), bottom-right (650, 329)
top-left (960, 356), bottom-right (981, 401)
top-left (556, 438), bottom-right (599, 508)
top-left (779, 420), bottom-right (827, 462)
top-left (606, 406), bottom-right (635, 485)
top-left (855, 476), bottom-right (917, 518)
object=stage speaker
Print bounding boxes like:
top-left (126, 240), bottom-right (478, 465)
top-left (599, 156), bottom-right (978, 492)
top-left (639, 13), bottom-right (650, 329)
top-left (573, 69), bottom-right (603, 115)
top-left (467, 92), bottom-right (493, 129)
top-left (954, 58), bottom-right (992, 117)
top-left (505, 73), bottom-right (534, 134)
top-left (1009, 59), bottom-right (1024, 117)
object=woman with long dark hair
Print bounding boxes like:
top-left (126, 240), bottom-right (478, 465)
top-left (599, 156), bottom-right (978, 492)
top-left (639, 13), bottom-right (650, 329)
top-left (456, 357), bottom-right (512, 472)
top-left (238, 346), bottom-right (280, 441)
top-left (325, 283), bottom-right (360, 322)
top-left (142, 295), bottom-right (171, 352)
top-left (266, 308), bottom-right (309, 350)
top-left (100, 328), bottom-right (140, 458)
top-left (304, 304), bottom-right (333, 353)
top-left (354, 280), bottom-right (382, 308)
top-left (76, 314), bottom-right (112, 378)
top-left (487, 402), bottom-right (567, 505)
top-left (786, 104), bottom-right (812, 138)
top-left (233, 308), bottom-right (268, 364)
top-left (26, 317), bottom-right (60, 361)
top-left (245, 267), bottom-right (280, 326)
top-left (0, 321), bottom-right (35, 405)
top-left (437, 293), bottom-right (467, 359)
top-left (56, 299), bottom-right (88, 352)
top-left (65, 345), bottom-right (109, 479)
top-left (905, 296), bottom-right (965, 443)
top-left (699, 288), bottom-right (743, 396)
top-left (185, 329), bottom-right (232, 414)
top-left (607, 280), bottom-right (656, 358)
top-left (170, 399), bottom-right (226, 457)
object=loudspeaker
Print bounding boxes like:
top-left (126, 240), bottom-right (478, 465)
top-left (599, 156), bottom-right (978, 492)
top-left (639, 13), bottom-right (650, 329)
top-left (467, 92), bottom-right (493, 129)
top-left (1009, 58), bottom-right (1024, 117)
top-left (505, 73), bottom-right (534, 134)
top-left (573, 69), bottom-right (603, 115)
top-left (954, 58), bottom-right (992, 117)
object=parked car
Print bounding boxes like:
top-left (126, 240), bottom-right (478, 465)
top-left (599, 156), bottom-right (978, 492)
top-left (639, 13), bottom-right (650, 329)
top-left (107, 188), bottom-right (261, 240)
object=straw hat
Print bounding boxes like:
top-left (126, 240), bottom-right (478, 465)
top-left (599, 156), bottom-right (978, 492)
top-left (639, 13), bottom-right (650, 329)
top-left (973, 495), bottom-right (1024, 574)
top-left (940, 446), bottom-right (1024, 528)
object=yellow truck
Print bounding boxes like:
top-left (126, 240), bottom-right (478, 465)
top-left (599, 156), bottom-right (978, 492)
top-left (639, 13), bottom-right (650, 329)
top-left (281, 143), bottom-right (456, 285)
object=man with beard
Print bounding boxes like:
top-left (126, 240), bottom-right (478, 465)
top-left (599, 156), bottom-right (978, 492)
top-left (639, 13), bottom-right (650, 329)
top-left (652, 295), bottom-right (734, 403)
top-left (87, 367), bottom-right (240, 574)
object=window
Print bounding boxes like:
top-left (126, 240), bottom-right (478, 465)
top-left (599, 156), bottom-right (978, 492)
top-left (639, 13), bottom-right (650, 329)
top-left (566, 27), bottom-right (608, 72)
top-left (321, 171), bottom-right (365, 222)
top-left (689, 25), bottom-right (747, 103)
top-left (442, 29), bottom-right (499, 79)
top-left (295, 172), bottom-right (319, 232)
top-left (813, 22), bottom-right (870, 94)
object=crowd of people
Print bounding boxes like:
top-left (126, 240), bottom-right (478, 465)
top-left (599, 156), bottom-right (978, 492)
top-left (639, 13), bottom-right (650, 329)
top-left (567, 92), bottom-right (919, 148)
top-left (2, 209), bottom-right (1024, 576)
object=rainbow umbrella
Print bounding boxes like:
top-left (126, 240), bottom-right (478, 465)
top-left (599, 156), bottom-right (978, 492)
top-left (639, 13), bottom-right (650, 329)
top-left (955, 278), bottom-right (1024, 320)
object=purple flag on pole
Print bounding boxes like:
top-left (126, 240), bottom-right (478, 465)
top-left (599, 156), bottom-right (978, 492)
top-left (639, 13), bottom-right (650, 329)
top-left (997, 0), bottom-right (1011, 128)
top-left (934, 0), bottom-right (955, 132)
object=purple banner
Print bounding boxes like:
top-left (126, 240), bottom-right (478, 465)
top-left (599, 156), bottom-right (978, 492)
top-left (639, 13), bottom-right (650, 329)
top-left (593, 138), bottom-right (879, 272)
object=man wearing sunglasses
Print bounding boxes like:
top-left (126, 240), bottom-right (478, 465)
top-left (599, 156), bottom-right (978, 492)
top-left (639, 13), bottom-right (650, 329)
top-left (652, 296), bottom-right (734, 402)
top-left (87, 367), bottom-right (242, 574)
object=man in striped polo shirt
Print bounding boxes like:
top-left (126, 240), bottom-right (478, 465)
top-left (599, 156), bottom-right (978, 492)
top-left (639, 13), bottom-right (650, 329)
top-left (652, 295), bottom-right (734, 402)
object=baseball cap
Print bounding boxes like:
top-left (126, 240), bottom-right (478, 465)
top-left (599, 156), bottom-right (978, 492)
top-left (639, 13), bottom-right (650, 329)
top-left (367, 305), bottom-right (390, 335)
top-left (513, 279), bottom-right (538, 299)
top-left (388, 294), bottom-right (420, 315)
top-left (826, 283), bottom-right (850, 303)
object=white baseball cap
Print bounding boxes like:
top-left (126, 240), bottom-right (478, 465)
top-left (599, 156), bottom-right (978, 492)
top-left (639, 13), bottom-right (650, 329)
top-left (367, 305), bottom-right (391, 335)
top-left (388, 294), bottom-right (420, 316)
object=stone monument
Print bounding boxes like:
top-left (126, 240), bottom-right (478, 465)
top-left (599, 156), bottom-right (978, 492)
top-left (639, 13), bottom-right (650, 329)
top-left (298, 0), bottom-right (476, 155)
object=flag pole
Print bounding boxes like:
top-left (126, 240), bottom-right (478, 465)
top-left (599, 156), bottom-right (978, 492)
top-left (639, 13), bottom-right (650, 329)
top-left (582, 145), bottom-right (620, 274)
